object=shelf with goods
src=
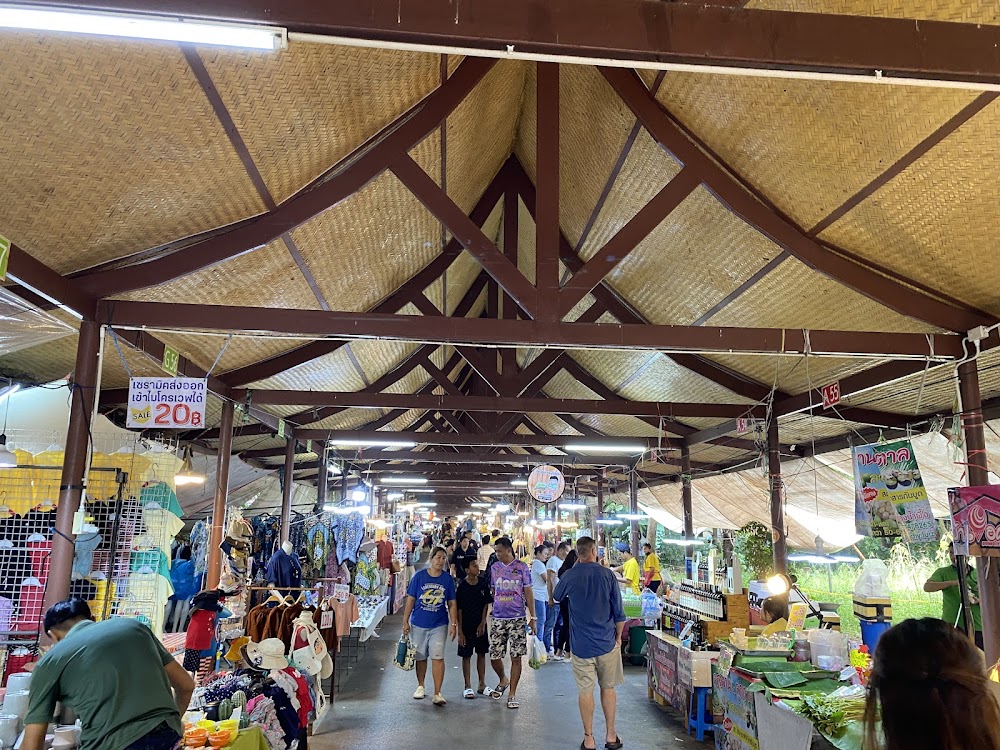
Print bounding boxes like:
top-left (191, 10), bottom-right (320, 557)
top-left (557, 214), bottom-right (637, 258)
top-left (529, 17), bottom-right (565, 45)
top-left (661, 579), bottom-right (750, 646)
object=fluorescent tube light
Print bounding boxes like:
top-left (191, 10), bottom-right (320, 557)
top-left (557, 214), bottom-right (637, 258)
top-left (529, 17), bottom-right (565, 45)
top-left (564, 443), bottom-right (645, 454)
top-left (595, 519), bottom-right (624, 525)
top-left (0, 7), bottom-right (286, 50)
top-left (330, 439), bottom-right (416, 448)
top-left (559, 503), bottom-right (587, 511)
top-left (381, 476), bottom-right (428, 485)
top-left (480, 489), bottom-right (520, 495)
top-left (470, 502), bottom-right (493, 508)
top-left (510, 480), bottom-right (528, 487)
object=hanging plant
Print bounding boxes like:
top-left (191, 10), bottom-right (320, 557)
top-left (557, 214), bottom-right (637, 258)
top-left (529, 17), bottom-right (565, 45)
top-left (735, 521), bottom-right (773, 581)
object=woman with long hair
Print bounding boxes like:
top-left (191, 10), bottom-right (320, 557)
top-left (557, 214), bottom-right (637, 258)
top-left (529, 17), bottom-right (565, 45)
top-left (553, 549), bottom-right (578, 659)
top-left (863, 618), bottom-right (1000, 750)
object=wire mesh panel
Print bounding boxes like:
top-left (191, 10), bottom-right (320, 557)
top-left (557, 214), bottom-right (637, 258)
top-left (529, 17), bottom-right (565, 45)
top-left (0, 429), bottom-right (182, 683)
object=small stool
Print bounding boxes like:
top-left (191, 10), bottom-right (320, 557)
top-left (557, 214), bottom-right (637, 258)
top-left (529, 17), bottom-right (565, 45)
top-left (687, 686), bottom-right (712, 741)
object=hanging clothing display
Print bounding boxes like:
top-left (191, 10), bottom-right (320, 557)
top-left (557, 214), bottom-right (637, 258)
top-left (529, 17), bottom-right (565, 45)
top-left (264, 549), bottom-right (302, 595)
top-left (191, 521), bottom-right (209, 577)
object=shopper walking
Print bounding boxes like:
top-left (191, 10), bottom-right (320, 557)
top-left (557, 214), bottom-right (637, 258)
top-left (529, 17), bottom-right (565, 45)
top-left (23, 599), bottom-right (195, 750)
top-left (641, 542), bottom-right (662, 593)
top-left (531, 544), bottom-right (554, 656)
top-left (402, 547), bottom-right (458, 707)
top-left (554, 548), bottom-right (578, 660)
top-left (614, 545), bottom-right (641, 594)
top-left (546, 541), bottom-right (570, 660)
top-left (451, 535), bottom-right (478, 582)
top-left (478, 534), bottom-right (495, 571)
top-left (456, 559), bottom-right (493, 699)
top-left (553, 536), bottom-right (626, 750)
top-left (488, 537), bottom-right (536, 710)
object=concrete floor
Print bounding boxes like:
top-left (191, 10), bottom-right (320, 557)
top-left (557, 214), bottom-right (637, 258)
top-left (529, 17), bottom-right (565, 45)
top-left (312, 613), bottom-right (704, 749)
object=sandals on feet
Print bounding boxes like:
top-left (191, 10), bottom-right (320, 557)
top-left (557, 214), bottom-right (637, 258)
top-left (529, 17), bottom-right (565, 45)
top-left (580, 734), bottom-right (596, 750)
top-left (605, 737), bottom-right (623, 749)
top-left (489, 682), bottom-right (509, 699)
top-left (463, 688), bottom-right (476, 699)
top-left (507, 698), bottom-right (520, 709)
top-left (477, 686), bottom-right (490, 696)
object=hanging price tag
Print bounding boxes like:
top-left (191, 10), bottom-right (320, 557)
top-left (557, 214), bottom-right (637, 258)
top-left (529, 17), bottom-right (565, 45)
top-left (127, 377), bottom-right (206, 429)
top-left (161, 345), bottom-right (180, 376)
top-left (333, 584), bottom-right (350, 603)
top-left (320, 609), bottom-right (334, 629)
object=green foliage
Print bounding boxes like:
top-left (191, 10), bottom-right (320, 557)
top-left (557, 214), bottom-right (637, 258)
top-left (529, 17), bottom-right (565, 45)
top-left (735, 521), bottom-right (774, 581)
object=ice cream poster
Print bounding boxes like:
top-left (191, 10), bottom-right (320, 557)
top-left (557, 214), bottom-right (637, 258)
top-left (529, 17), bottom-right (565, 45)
top-left (948, 485), bottom-right (1000, 557)
top-left (852, 439), bottom-right (938, 542)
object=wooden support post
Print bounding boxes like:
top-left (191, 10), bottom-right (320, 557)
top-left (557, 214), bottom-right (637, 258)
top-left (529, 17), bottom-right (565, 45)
top-left (959, 360), bottom-right (997, 661)
top-left (206, 400), bottom-right (234, 589)
top-left (682, 443), bottom-right (694, 574)
top-left (629, 469), bottom-right (640, 558)
top-left (316, 442), bottom-right (330, 512)
top-left (767, 411), bottom-right (788, 575)
top-left (44, 321), bottom-right (101, 612)
top-left (280, 436), bottom-right (295, 544)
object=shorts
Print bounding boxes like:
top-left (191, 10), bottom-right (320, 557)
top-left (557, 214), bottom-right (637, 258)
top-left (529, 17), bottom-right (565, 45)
top-left (571, 647), bottom-right (625, 692)
top-left (123, 722), bottom-right (182, 750)
top-left (410, 624), bottom-right (448, 661)
top-left (489, 617), bottom-right (527, 660)
top-left (458, 629), bottom-right (489, 658)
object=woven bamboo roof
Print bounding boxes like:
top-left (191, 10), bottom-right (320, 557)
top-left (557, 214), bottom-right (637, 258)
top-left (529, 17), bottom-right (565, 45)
top-left (2, 4), bottom-right (1000, 522)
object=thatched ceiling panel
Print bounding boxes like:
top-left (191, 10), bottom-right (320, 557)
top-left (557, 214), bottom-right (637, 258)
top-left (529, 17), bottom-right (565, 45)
top-left (0, 33), bottom-right (265, 274)
top-left (657, 69), bottom-right (976, 229)
top-left (818, 98), bottom-right (1000, 315)
top-left (202, 43), bottom-right (439, 202)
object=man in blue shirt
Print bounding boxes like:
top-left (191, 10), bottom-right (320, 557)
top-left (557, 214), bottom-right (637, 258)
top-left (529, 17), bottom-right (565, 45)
top-left (553, 536), bottom-right (626, 750)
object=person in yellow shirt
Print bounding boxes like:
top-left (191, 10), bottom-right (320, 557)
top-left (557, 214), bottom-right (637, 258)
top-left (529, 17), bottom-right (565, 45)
top-left (614, 546), bottom-right (641, 594)
top-left (642, 542), bottom-right (662, 593)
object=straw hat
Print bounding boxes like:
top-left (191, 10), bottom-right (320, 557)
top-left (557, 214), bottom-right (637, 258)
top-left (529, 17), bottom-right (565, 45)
top-left (243, 638), bottom-right (288, 670)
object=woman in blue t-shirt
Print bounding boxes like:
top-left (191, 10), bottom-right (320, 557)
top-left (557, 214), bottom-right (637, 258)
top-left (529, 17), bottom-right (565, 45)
top-left (402, 547), bottom-right (458, 706)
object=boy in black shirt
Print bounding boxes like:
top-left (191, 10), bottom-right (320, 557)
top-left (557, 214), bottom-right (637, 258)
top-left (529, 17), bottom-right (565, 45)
top-left (456, 559), bottom-right (493, 699)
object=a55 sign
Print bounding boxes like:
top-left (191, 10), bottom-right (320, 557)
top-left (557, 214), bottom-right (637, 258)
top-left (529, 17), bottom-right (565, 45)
top-left (126, 377), bottom-right (207, 429)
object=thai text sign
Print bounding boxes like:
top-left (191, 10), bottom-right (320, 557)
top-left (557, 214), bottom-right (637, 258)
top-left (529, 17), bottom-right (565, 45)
top-left (821, 381), bottom-right (841, 409)
top-left (949, 485), bottom-right (1000, 557)
top-left (127, 377), bottom-right (207, 429)
top-left (853, 438), bottom-right (937, 542)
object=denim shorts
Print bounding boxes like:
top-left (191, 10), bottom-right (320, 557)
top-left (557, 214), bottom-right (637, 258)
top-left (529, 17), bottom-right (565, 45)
top-left (410, 624), bottom-right (448, 661)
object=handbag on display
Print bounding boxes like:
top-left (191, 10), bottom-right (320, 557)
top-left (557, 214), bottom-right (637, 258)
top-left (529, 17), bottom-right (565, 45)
top-left (394, 635), bottom-right (416, 671)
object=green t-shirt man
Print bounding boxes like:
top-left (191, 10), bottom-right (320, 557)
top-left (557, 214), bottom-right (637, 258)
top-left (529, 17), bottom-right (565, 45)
top-left (25, 616), bottom-right (189, 750)
top-left (927, 562), bottom-right (982, 632)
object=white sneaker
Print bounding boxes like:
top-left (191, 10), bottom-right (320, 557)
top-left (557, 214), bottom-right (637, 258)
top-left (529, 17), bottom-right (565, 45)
top-left (413, 686), bottom-right (426, 700)
top-left (433, 693), bottom-right (447, 706)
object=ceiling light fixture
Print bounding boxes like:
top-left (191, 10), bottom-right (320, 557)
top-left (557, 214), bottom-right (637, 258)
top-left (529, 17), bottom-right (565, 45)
top-left (494, 504), bottom-right (511, 513)
top-left (470, 502), bottom-right (493, 508)
top-left (480, 489), bottom-right (520, 495)
top-left (564, 443), bottom-right (646, 454)
top-left (174, 446), bottom-right (206, 486)
top-left (510, 479), bottom-right (528, 487)
top-left (595, 518), bottom-right (624, 525)
top-left (330, 439), bottom-right (416, 448)
top-left (381, 476), bottom-right (428, 485)
top-left (559, 502), bottom-right (587, 511)
top-left (618, 513), bottom-right (648, 521)
top-left (351, 488), bottom-right (367, 503)
top-left (0, 7), bottom-right (286, 49)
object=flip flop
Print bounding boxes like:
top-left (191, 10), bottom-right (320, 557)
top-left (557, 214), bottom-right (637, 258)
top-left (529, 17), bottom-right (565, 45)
top-left (490, 683), bottom-right (510, 699)
top-left (507, 698), bottom-right (520, 709)
top-left (605, 737), bottom-right (623, 750)
top-left (580, 734), bottom-right (596, 750)
top-left (463, 688), bottom-right (476, 700)
top-left (477, 686), bottom-right (490, 695)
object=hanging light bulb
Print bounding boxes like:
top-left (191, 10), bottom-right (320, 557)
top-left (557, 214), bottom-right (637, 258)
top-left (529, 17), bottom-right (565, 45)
top-left (174, 445), bottom-right (206, 486)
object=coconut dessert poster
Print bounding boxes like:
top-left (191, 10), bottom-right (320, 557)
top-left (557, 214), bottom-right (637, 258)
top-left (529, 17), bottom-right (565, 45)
top-left (852, 439), bottom-right (938, 542)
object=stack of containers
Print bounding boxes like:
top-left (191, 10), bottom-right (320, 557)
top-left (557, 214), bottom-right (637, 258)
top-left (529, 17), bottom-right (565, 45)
top-left (853, 559), bottom-right (893, 651)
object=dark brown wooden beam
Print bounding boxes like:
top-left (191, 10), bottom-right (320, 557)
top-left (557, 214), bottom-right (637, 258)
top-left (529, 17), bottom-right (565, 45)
top-left (39, 1), bottom-right (1000, 85)
top-left (77, 56), bottom-right (495, 298)
top-left (233, 389), bottom-right (765, 418)
top-left (99, 301), bottom-right (961, 358)
top-left (390, 155), bottom-right (540, 318)
top-left (535, 62), bottom-right (560, 317)
top-left (4, 244), bottom-right (97, 319)
top-left (600, 66), bottom-right (993, 333)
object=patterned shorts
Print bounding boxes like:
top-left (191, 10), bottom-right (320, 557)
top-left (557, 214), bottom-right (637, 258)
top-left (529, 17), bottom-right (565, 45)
top-left (489, 617), bottom-right (527, 660)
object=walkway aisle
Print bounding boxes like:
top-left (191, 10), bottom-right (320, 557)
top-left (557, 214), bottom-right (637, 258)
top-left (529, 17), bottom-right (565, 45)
top-left (313, 614), bottom-right (702, 748)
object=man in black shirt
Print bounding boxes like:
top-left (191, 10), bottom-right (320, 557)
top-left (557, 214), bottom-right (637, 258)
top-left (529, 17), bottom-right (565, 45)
top-left (456, 559), bottom-right (493, 699)
top-left (451, 536), bottom-right (478, 581)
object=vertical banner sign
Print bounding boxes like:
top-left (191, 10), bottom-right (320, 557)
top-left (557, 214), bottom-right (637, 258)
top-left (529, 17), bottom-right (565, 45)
top-left (0, 235), bottom-right (10, 281)
top-left (127, 378), bottom-right (207, 429)
top-left (852, 438), bottom-right (937, 542)
top-left (821, 381), bottom-right (841, 409)
top-left (948, 486), bottom-right (1000, 557)
top-left (527, 465), bottom-right (565, 503)
top-left (161, 345), bottom-right (180, 376)
top-left (713, 668), bottom-right (760, 750)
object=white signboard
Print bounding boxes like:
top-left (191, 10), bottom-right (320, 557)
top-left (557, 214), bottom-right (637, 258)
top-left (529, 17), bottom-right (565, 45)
top-left (127, 377), bottom-right (207, 429)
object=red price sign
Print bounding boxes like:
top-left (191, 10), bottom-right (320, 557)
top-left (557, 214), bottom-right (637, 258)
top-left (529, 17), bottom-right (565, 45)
top-left (821, 381), bottom-right (842, 409)
top-left (127, 377), bottom-right (208, 429)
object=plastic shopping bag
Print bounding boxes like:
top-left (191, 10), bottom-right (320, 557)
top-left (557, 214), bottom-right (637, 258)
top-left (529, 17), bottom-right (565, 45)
top-left (527, 633), bottom-right (548, 670)
top-left (394, 635), bottom-right (416, 671)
